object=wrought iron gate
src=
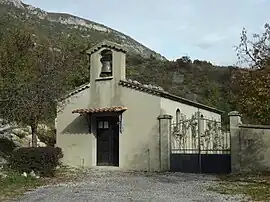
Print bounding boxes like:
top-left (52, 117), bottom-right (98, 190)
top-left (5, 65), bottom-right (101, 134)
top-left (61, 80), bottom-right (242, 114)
top-left (170, 112), bottom-right (231, 174)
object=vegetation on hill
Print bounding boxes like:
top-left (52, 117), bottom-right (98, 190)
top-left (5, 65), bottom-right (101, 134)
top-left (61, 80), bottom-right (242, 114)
top-left (1, 1), bottom-right (269, 200)
top-left (0, 1), bottom-right (236, 123)
top-left (0, 1), bottom-right (269, 125)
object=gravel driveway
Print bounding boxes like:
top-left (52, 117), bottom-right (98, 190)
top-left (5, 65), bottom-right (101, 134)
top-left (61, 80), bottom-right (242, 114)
top-left (15, 168), bottom-right (244, 202)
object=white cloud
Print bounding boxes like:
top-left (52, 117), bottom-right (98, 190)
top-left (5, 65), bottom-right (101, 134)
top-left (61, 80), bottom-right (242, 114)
top-left (195, 33), bottom-right (229, 49)
top-left (203, 33), bottom-right (228, 43)
top-left (22, 0), bottom-right (269, 65)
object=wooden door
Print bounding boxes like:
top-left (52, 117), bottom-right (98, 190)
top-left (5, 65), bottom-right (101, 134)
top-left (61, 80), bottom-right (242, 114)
top-left (97, 116), bottom-right (119, 166)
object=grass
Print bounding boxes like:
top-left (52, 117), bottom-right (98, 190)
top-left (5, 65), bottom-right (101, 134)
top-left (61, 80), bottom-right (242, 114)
top-left (0, 166), bottom-right (84, 201)
top-left (0, 170), bottom-right (43, 201)
top-left (209, 172), bottom-right (270, 201)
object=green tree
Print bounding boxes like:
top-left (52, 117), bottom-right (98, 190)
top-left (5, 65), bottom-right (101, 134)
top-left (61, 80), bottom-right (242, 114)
top-left (0, 27), bottom-right (74, 147)
top-left (231, 23), bottom-right (270, 124)
top-left (176, 56), bottom-right (192, 66)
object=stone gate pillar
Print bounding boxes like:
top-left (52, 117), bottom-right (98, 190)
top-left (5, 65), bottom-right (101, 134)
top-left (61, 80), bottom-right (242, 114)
top-left (158, 114), bottom-right (173, 171)
top-left (228, 111), bottom-right (242, 173)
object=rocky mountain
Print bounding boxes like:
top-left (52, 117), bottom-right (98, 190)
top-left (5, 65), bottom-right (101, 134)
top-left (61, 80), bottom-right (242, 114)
top-left (0, 0), bottom-right (236, 124)
top-left (0, 0), bottom-right (166, 60)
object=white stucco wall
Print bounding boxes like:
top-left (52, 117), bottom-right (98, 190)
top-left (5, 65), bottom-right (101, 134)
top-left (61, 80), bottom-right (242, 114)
top-left (160, 98), bottom-right (221, 123)
top-left (56, 88), bottom-right (94, 168)
top-left (120, 87), bottom-right (161, 171)
top-left (56, 83), bottom-right (223, 170)
top-left (199, 108), bottom-right (221, 121)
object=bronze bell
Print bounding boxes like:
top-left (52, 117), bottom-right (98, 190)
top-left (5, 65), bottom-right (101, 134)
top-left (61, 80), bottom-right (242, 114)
top-left (100, 52), bottom-right (112, 76)
top-left (101, 60), bottom-right (112, 74)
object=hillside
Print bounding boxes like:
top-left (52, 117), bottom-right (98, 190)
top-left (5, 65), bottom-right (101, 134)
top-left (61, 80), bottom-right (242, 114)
top-left (0, 0), bottom-right (165, 60)
top-left (0, 0), bottom-right (236, 122)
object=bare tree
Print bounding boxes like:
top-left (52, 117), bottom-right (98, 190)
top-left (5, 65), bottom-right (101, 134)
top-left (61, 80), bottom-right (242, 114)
top-left (231, 23), bottom-right (270, 124)
top-left (235, 23), bottom-right (270, 69)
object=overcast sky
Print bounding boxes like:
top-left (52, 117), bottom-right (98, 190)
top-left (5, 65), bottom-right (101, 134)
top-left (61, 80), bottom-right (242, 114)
top-left (23, 0), bottom-right (269, 66)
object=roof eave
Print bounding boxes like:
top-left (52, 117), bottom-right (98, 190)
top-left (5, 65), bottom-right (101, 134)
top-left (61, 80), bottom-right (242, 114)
top-left (161, 92), bottom-right (224, 114)
top-left (57, 83), bottom-right (90, 102)
top-left (72, 106), bottom-right (127, 114)
top-left (86, 40), bottom-right (127, 55)
top-left (119, 80), bottom-right (224, 115)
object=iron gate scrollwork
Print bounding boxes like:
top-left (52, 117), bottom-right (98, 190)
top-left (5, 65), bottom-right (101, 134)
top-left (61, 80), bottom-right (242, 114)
top-left (170, 112), bottom-right (231, 174)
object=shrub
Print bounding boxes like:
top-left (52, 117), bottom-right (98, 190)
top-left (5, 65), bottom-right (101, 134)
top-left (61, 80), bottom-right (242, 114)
top-left (0, 138), bottom-right (17, 156)
top-left (38, 128), bottom-right (56, 147)
top-left (8, 146), bottom-right (63, 177)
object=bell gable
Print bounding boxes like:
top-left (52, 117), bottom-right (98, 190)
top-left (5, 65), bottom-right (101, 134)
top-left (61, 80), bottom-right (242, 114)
top-left (87, 40), bottom-right (126, 82)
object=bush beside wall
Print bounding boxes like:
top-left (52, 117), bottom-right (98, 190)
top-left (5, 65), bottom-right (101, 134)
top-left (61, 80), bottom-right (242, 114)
top-left (8, 146), bottom-right (63, 177)
top-left (0, 138), bottom-right (17, 157)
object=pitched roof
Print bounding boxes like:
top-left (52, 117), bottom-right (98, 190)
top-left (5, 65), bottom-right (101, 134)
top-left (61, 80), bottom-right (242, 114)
top-left (63, 80), bottom-right (223, 114)
top-left (62, 83), bottom-right (90, 100)
top-left (119, 80), bottom-right (224, 114)
top-left (86, 40), bottom-right (127, 55)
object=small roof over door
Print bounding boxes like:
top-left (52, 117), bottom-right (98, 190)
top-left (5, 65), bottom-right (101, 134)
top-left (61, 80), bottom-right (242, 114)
top-left (72, 106), bottom-right (127, 115)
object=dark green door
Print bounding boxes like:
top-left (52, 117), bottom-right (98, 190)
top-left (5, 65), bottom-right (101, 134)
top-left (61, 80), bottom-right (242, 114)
top-left (97, 116), bottom-right (119, 166)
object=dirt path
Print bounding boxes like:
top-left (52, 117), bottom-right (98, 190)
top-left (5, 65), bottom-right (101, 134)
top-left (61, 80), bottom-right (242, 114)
top-left (14, 170), bottom-right (245, 202)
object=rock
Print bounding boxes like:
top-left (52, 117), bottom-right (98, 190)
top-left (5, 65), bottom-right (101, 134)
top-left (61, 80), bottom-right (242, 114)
top-left (0, 172), bottom-right (7, 179)
top-left (0, 0), bottom-right (24, 9)
top-left (30, 170), bottom-right (36, 177)
top-left (143, 84), bottom-right (149, 88)
top-left (22, 135), bottom-right (47, 147)
top-left (10, 133), bottom-right (22, 146)
top-left (12, 128), bottom-right (25, 135)
top-left (0, 132), bottom-right (12, 140)
top-left (22, 172), bottom-right (27, 177)
top-left (0, 133), bottom-right (21, 147)
top-left (25, 134), bottom-right (41, 142)
top-left (0, 124), bottom-right (15, 134)
top-left (0, 119), bottom-right (47, 148)
top-left (37, 141), bottom-right (46, 147)
top-left (19, 137), bottom-right (31, 147)
top-left (12, 128), bottom-right (29, 138)
top-left (38, 124), bottom-right (50, 132)
top-left (11, 133), bottom-right (20, 140)
top-left (133, 80), bottom-right (141, 85)
top-left (29, 170), bottom-right (40, 179)
top-left (0, 156), bottom-right (7, 166)
top-left (25, 126), bottom-right (31, 133)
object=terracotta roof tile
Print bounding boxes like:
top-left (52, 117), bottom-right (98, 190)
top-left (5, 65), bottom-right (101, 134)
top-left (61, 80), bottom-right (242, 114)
top-left (119, 80), bottom-right (224, 114)
top-left (72, 106), bottom-right (127, 114)
top-left (86, 40), bottom-right (127, 55)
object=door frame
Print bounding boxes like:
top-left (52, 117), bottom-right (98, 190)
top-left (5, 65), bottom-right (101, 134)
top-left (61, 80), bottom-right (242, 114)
top-left (96, 115), bottom-right (119, 166)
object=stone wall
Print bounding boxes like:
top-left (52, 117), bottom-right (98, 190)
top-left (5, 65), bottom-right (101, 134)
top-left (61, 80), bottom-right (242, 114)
top-left (229, 111), bottom-right (270, 173)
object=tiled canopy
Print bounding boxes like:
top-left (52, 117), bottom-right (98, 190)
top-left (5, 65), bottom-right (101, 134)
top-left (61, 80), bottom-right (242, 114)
top-left (72, 106), bottom-right (127, 114)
